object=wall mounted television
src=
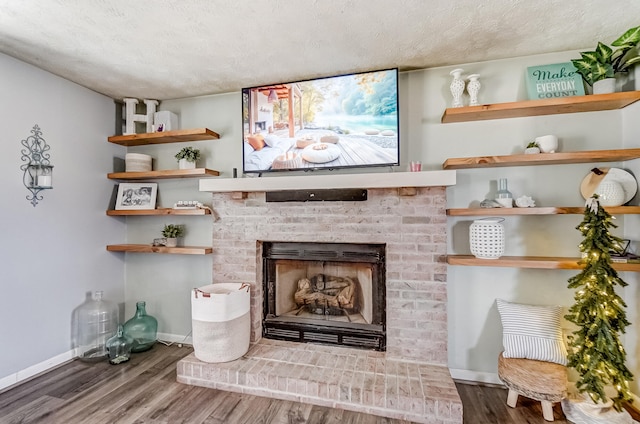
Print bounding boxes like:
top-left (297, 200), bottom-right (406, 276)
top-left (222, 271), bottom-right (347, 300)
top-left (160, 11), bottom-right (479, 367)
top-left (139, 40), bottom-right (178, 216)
top-left (241, 68), bottom-right (399, 174)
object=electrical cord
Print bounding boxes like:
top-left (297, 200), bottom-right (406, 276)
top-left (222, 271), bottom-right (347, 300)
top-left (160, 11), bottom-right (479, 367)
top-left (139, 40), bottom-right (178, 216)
top-left (157, 330), bottom-right (192, 348)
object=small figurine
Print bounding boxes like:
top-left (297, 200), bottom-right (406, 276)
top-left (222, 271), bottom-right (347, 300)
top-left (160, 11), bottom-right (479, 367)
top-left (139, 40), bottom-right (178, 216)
top-left (515, 195), bottom-right (536, 208)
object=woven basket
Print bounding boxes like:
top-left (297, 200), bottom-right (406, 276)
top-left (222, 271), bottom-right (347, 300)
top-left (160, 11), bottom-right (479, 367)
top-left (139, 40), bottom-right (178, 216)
top-left (469, 217), bottom-right (505, 259)
top-left (125, 153), bottom-right (152, 172)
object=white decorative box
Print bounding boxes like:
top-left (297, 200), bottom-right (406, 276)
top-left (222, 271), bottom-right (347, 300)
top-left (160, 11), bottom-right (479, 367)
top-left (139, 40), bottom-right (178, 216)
top-left (154, 111), bottom-right (179, 132)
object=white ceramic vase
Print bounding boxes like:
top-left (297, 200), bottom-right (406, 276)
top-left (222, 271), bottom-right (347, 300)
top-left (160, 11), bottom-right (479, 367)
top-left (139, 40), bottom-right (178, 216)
top-left (593, 78), bottom-right (617, 94)
top-left (469, 218), bottom-right (505, 259)
top-left (595, 180), bottom-right (626, 206)
top-left (467, 74), bottom-right (481, 106)
top-left (535, 135), bottom-right (558, 153)
top-left (179, 158), bottom-right (196, 170)
top-left (165, 238), bottom-right (178, 247)
top-left (449, 68), bottom-right (465, 108)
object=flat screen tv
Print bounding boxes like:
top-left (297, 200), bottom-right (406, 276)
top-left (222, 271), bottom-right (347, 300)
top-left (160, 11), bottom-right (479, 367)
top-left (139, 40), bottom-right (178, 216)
top-left (241, 68), bottom-right (399, 174)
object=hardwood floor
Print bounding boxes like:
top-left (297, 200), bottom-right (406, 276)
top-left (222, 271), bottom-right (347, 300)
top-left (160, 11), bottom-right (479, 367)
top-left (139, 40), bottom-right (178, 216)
top-left (0, 344), bottom-right (568, 423)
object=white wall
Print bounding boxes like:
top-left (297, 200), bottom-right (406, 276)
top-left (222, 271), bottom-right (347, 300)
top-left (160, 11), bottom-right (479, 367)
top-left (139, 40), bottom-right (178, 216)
top-left (0, 53), bottom-right (124, 386)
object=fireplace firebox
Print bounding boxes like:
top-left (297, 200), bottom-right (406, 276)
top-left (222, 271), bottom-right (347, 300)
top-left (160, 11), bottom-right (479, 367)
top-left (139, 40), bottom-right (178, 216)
top-left (262, 241), bottom-right (386, 350)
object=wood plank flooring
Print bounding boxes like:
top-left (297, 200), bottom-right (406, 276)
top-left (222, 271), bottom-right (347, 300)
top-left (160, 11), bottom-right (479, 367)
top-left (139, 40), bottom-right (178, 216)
top-left (0, 344), bottom-right (569, 423)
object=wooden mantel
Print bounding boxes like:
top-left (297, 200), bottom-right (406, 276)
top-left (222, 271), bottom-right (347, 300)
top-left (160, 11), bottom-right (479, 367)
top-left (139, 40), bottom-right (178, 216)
top-left (199, 170), bottom-right (456, 193)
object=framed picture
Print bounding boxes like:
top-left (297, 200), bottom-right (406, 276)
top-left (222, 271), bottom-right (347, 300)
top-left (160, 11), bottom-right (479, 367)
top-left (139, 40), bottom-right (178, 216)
top-left (115, 183), bottom-right (158, 210)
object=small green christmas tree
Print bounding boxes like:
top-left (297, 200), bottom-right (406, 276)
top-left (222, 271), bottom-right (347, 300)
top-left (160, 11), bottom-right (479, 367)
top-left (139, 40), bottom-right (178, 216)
top-left (565, 195), bottom-right (633, 411)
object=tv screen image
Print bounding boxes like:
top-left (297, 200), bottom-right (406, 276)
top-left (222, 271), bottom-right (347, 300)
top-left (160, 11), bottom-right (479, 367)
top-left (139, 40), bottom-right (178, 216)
top-left (242, 68), bottom-right (399, 173)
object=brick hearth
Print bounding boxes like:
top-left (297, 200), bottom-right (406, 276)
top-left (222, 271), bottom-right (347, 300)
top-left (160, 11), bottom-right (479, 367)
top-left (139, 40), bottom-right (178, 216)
top-left (178, 339), bottom-right (462, 423)
top-left (177, 186), bottom-right (462, 423)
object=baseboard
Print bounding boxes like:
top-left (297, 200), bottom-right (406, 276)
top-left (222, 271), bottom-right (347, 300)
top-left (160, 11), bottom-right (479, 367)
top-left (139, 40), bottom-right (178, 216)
top-left (449, 368), bottom-right (502, 386)
top-left (0, 348), bottom-right (76, 392)
top-left (0, 335), bottom-right (191, 393)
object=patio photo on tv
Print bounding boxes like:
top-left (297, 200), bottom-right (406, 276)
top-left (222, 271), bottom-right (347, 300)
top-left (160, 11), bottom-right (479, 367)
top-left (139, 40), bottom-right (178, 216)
top-left (241, 68), bottom-right (399, 173)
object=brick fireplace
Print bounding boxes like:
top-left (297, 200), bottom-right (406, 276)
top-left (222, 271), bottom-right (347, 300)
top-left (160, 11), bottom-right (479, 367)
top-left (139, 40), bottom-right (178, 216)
top-left (178, 172), bottom-right (462, 423)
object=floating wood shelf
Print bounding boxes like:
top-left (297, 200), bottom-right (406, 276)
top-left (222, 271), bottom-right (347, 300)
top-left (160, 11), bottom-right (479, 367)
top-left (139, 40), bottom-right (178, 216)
top-left (441, 91), bottom-right (640, 123)
top-left (108, 168), bottom-right (220, 180)
top-left (108, 128), bottom-right (220, 146)
top-left (442, 148), bottom-right (640, 169)
top-left (107, 208), bottom-right (211, 216)
top-left (447, 255), bottom-right (640, 271)
top-left (106, 244), bottom-right (213, 255)
top-left (447, 206), bottom-right (640, 216)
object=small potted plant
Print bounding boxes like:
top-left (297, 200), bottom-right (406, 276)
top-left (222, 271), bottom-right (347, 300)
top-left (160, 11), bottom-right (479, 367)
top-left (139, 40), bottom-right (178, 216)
top-left (175, 146), bottom-right (201, 170)
top-left (571, 26), bottom-right (640, 94)
top-left (524, 141), bottom-right (540, 154)
top-left (161, 224), bottom-right (184, 247)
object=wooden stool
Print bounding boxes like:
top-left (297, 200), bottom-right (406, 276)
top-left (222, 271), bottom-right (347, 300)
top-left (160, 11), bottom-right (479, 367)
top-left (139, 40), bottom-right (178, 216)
top-left (498, 352), bottom-right (567, 421)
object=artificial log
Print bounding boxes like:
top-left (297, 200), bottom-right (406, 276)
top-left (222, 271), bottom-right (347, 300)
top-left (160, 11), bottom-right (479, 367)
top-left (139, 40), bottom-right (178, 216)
top-left (294, 274), bottom-right (359, 314)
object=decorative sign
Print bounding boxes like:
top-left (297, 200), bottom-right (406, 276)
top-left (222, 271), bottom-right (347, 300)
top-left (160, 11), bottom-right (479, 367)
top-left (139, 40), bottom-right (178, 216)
top-left (526, 62), bottom-right (585, 100)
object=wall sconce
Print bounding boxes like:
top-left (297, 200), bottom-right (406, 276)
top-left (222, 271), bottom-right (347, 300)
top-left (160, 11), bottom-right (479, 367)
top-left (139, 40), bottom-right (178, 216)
top-left (20, 124), bottom-right (54, 207)
top-left (267, 89), bottom-right (278, 103)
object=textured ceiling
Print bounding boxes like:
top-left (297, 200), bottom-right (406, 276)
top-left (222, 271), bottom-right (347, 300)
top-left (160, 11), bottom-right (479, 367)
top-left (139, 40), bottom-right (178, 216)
top-left (1, 1), bottom-right (639, 100)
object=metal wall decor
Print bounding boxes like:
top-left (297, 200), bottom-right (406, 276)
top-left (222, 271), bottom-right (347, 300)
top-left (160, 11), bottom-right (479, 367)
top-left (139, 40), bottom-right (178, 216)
top-left (20, 124), bottom-right (54, 207)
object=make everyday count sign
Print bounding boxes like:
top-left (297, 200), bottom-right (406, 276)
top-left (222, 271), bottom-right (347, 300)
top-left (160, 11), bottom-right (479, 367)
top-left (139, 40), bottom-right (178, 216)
top-left (526, 62), bottom-right (585, 100)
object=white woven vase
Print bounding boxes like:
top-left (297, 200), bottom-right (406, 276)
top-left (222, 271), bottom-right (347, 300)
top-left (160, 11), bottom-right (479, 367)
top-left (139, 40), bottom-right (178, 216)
top-left (469, 217), bottom-right (505, 259)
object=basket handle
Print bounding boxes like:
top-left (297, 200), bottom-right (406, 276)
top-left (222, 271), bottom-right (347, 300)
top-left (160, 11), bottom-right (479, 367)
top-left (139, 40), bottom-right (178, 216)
top-left (193, 283), bottom-right (250, 298)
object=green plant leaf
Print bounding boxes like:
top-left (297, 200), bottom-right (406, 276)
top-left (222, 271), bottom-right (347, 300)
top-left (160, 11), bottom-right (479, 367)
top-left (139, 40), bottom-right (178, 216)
top-left (580, 51), bottom-right (599, 62)
top-left (618, 55), bottom-right (640, 72)
top-left (595, 42), bottom-right (613, 64)
top-left (571, 58), bottom-right (594, 85)
top-left (612, 26), bottom-right (640, 47)
top-left (591, 62), bottom-right (614, 81)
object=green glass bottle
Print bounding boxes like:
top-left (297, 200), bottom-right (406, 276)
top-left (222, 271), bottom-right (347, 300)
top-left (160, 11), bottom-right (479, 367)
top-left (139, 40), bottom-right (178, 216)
top-left (123, 301), bottom-right (158, 352)
top-left (106, 324), bottom-right (134, 364)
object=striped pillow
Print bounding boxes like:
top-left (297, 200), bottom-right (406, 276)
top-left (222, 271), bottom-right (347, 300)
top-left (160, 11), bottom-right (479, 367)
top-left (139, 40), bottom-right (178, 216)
top-left (496, 299), bottom-right (567, 365)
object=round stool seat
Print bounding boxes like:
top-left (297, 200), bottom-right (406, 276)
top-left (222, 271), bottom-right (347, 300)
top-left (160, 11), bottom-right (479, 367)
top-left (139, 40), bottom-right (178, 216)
top-left (498, 353), bottom-right (567, 402)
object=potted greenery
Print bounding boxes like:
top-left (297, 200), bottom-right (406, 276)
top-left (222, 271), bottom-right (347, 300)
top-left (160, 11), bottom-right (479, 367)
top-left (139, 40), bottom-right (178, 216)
top-left (175, 146), bottom-right (201, 170)
top-left (524, 141), bottom-right (540, 154)
top-left (161, 224), bottom-right (184, 247)
top-left (571, 26), bottom-right (640, 94)
top-left (562, 195), bottom-right (634, 421)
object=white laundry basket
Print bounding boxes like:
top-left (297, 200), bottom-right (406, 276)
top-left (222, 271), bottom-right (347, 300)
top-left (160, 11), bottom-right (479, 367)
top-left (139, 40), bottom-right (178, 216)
top-left (191, 283), bottom-right (250, 363)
